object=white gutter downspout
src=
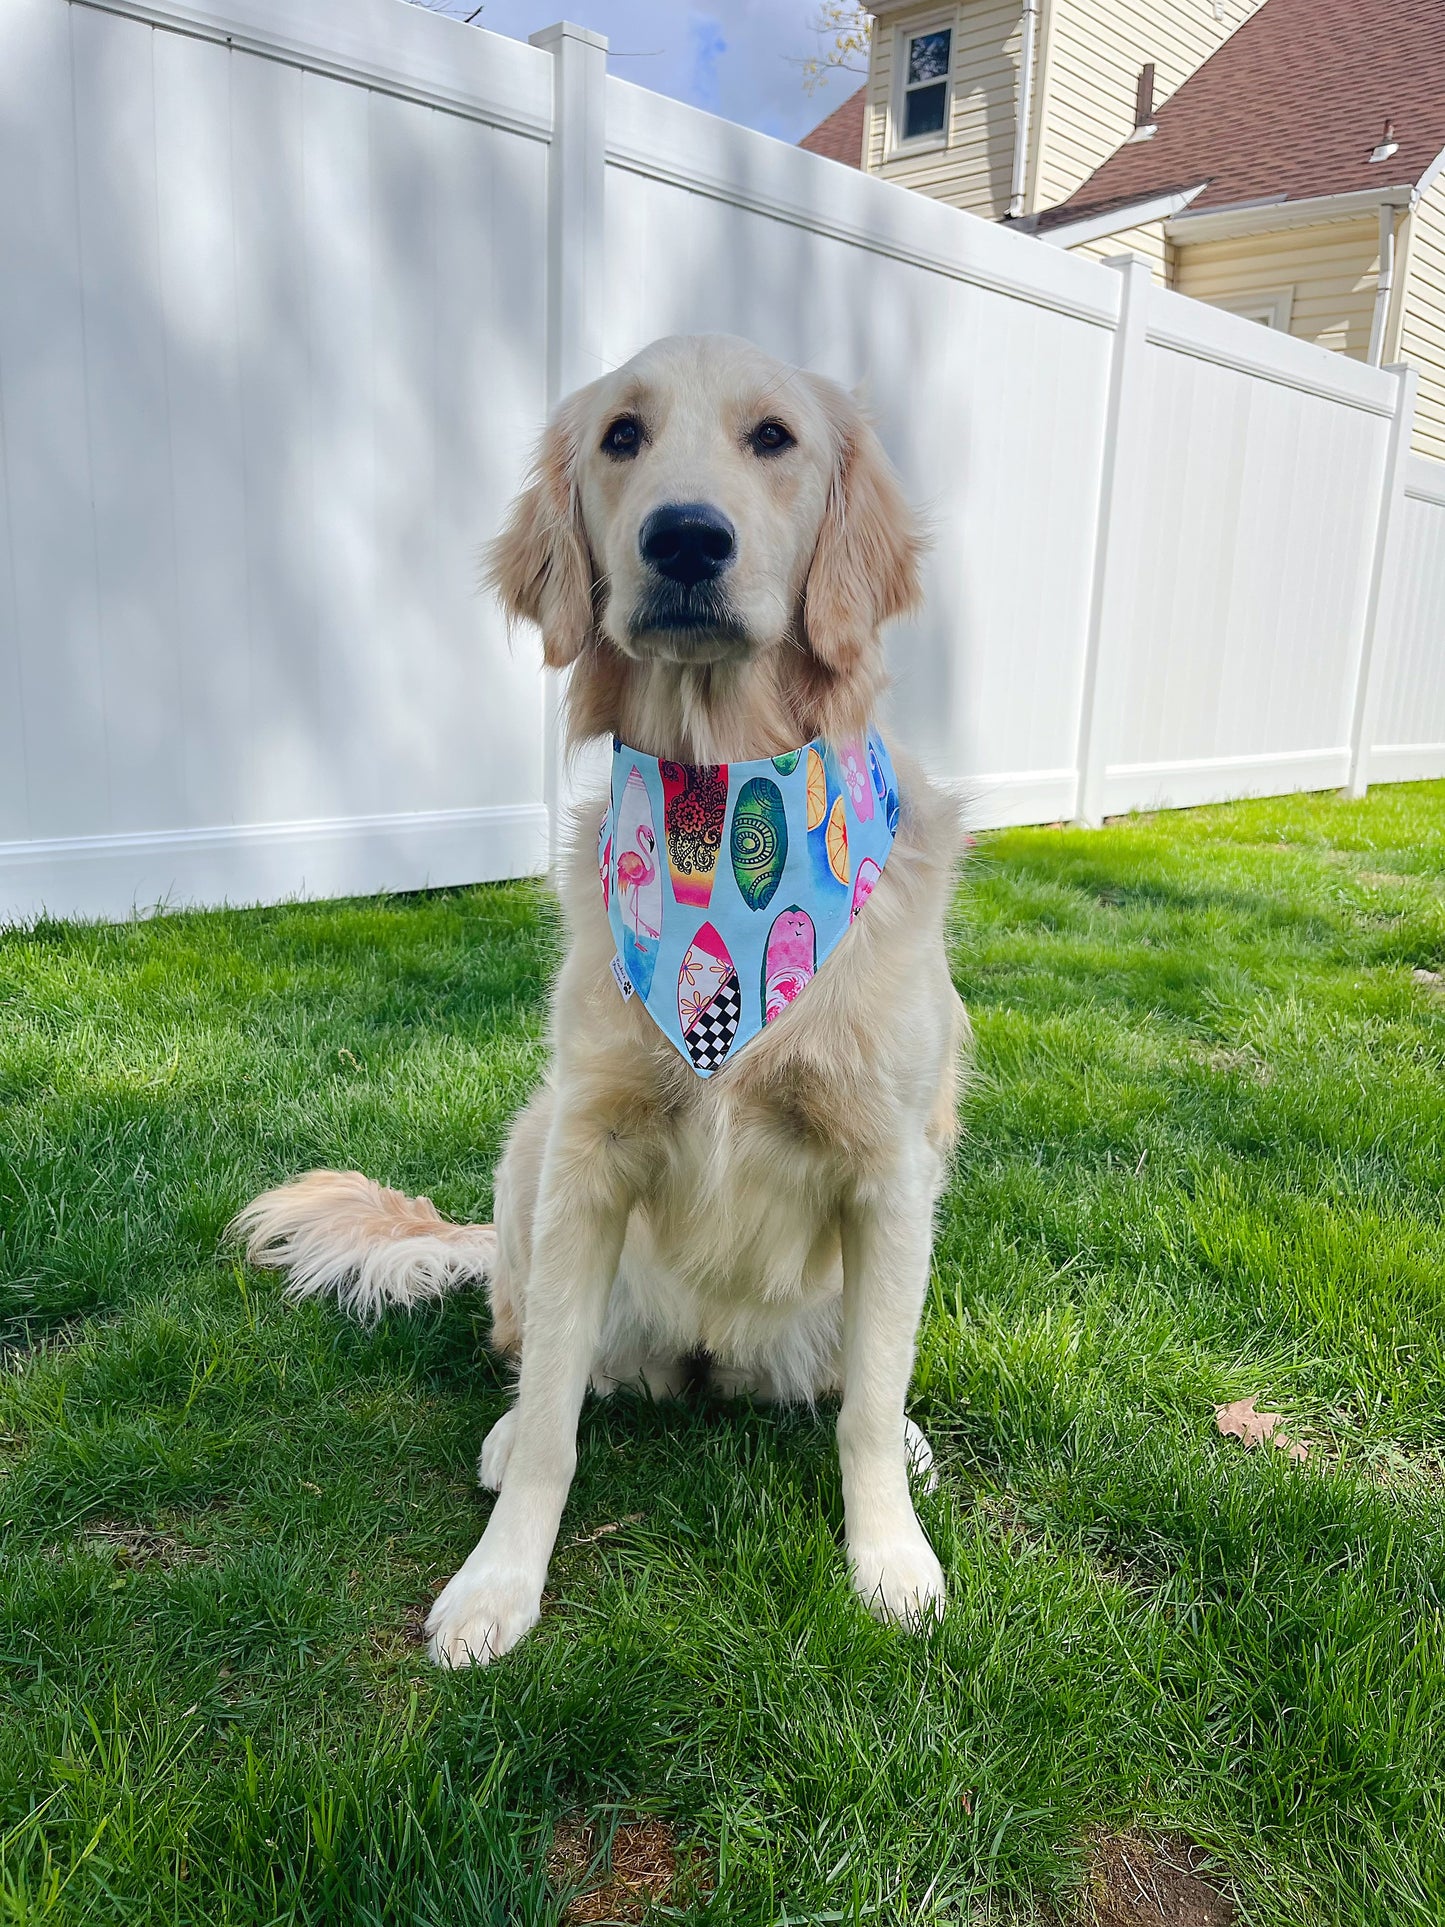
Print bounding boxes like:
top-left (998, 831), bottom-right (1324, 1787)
top-left (1368, 200), bottom-right (1396, 366)
top-left (1008, 0), bottom-right (1040, 219)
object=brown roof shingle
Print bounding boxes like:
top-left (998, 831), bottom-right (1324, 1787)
top-left (799, 86), bottom-right (866, 169)
top-left (1047, 0), bottom-right (1445, 224)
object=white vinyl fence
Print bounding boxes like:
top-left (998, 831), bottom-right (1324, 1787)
top-left (1, 0), bottom-right (1442, 923)
top-left (1375, 456), bottom-right (1445, 784)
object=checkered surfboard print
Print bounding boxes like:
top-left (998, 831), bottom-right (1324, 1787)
top-left (683, 972), bottom-right (741, 1072)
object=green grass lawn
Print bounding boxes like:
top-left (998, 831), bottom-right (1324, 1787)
top-left (2, 783), bottom-right (1444, 1927)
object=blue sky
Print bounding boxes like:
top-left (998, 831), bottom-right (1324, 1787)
top-left (409, 1), bottom-right (864, 144)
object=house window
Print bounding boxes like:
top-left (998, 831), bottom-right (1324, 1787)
top-left (1210, 289), bottom-right (1295, 331)
top-left (900, 26), bottom-right (952, 142)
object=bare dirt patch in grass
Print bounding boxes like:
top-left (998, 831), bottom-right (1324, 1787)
top-left (972, 1489), bottom-right (1035, 1547)
top-left (365, 1597), bottom-right (431, 1664)
top-left (547, 1815), bottom-right (702, 1924)
top-left (1, 1313), bottom-right (95, 1369)
top-left (79, 1520), bottom-right (203, 1568)
top-left (1188, 1042), bottom-right (1273, 1084)
top-left (973, 1492), bottom-right (1155, 1605)
top-left (1322, 1439), bottom-right (1445, 1493)
top-left (1083, 1834), bottom-right (1234, 1927)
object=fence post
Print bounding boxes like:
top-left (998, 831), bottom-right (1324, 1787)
top-left (1073, 254), bottom-right (1152, 828)
top-left (1345, 361), bottom-right (1417, 800)
top-left (530, 21), bottom-right (609, 866)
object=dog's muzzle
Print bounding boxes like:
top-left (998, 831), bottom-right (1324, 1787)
top-left (625, 501), bottom-right (750, 654)
top-left (627, 579), bottom-right (750, 648)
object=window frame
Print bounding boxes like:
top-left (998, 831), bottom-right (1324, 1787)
top-left (1209, 288), bottom-right (1296, 332)
top-left (888, 10), bottom-right (958, 158)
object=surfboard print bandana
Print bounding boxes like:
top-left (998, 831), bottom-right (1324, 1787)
top-left (600, 729), bottom-right (901, 1078)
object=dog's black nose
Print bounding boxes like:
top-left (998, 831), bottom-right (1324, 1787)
top-left (640, 502), bottom-right (736, 588)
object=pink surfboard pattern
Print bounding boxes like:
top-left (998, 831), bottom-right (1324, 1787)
top-left (762, 905), bottom-right (817, 1025)
top-left (851, 856), bottom-right (881, 921)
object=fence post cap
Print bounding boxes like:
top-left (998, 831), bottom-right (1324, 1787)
top-left (529, 20), bottom-right (609, 54)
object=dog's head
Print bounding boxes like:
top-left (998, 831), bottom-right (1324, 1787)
top-left (489, 335), bottom-right (922, 750)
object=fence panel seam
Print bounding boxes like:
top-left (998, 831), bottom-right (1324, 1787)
top-left (1074, 255), bottom-right (1150, 828)
top-left (1348, 361), bottom-right (1421, 798)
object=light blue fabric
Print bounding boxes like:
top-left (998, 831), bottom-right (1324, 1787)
top-left (599, 728), bottom-right (900, 1078)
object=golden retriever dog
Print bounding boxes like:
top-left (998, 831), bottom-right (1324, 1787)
top-left (235, 334), bottom-right (969, 1668)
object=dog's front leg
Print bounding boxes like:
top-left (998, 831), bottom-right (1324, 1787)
top-left (837, 1156), bottom-right (946, 1627)
top-left (425, 1124), bottom-right (631, 1668)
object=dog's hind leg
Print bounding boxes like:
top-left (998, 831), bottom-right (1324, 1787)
top-left (590, 1352), bottom-right (691, 1398)
top-left (903, 1416), bottom-right (938, 1493)
top-left (477, 1409), bottom-right (518, 1491)
top-left (588, 1266), bottom-right (690, 1399)
top-left (477, 1306), bottom-right (684, 1496)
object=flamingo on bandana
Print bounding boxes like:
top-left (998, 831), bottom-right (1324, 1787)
top-left (617, 825), bottom-right (660, 940)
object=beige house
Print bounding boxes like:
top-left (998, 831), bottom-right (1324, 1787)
top-left (802, 0), bottom-right (1445, 457)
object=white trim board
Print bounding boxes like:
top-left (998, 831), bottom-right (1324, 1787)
top-left (1101, 747), bottom-right (1351, 815)
top-left (1164, 184), bottom-right (1416, 245)
top-left (946, 748), bottom-right (1436, 830)
top-left (1143, 284), bottom-right (1396, 415)
top-left (1037, 184), bottom-right (1206, 250)
top-left (1366, 744), bottom-right (1445, 784)
top-left (1144, 325), bottom-right (1395, 416)
top-left (69, 0), bottom-right (555, 140)
top-left (946, 768), bottom-right (1077, 830)
top-left (0, 805), bottom-right (548, 927)
top-left (1405, 454), bottom-right (1445, 508)
top-left (601, 146), bottom-right (1121, 329)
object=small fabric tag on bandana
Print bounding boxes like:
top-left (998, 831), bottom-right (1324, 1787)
top-left (599, 728), bottom-right (900, 1078)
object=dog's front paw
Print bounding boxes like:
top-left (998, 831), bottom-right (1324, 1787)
top-left (849, 1522), bottom-right (946, 1628)
top-left (424, 1561), bottom-right (541, 1668)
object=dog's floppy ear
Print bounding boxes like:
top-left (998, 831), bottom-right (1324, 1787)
top-left (487, 397), bottom-right (595, 668)
top-left (802, 381), bottom-right (923, 679)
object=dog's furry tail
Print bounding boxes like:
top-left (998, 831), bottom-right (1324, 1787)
top-left (231, 1170), bottom-right (497, 1323)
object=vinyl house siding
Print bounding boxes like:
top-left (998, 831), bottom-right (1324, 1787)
top-left (1173, 218), bottom-right (1385, 360)
top-left (1031, 0), bottom-right (1262, 210)
top-left (1069, 218), bottom-right (1171, 281)
top-left (1398, 172), bottom-right (1445, 461)
top-left (866, 1), bottom-right (1023, 219)
top-left (865, 1), bottom-right (1264, 220)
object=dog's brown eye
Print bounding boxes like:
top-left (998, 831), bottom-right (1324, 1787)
top-left (750, 419), bottom-right (795, 457)
top-left (602, 415), bottom-right (642, 459)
